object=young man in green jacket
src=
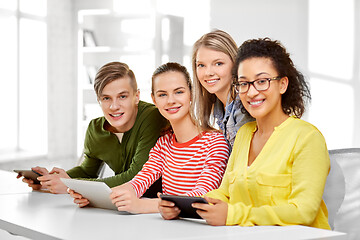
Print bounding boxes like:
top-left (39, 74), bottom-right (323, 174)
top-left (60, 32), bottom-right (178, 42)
top-left (19, 62), bottom-right (167, 196)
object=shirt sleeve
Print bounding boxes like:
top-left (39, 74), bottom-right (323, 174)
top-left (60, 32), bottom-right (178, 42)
top-left (205, 143), bottom-right (237, 202)
top-left (129, 138), bottom-right (165, 198)
top-left (97, 111), bottom-right (167, 187)
top-left (185, 133), bottom-right (229, 197)
top-left (66, 155), bottom-right (102, 179)
top-left (226, 129), bottom-right (330, 227)
top-left (67, 109), bottom-right (167, 188)
top-left (66, 122), bottom-right (103, 179)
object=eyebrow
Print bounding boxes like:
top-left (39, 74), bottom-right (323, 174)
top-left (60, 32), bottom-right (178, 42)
top-left (196, 58), bottom-right (225, 63)
top-left (100, 90), bottom-right (129, 97)
top-left (256, 72), bottom-right (271, 77)
top-left (155, 87), bottom-right (185, 94)
top-left (238, 72), bottom-right (271, 80)
top-left (174, 87), bottom-right (186, 91)
top-left (213, 58), bottom-right (225, 62)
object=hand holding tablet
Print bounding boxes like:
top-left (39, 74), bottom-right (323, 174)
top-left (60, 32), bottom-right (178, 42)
top-left (159, 194), bottom-right (208, 219)
top-left (14, 169), bottom-right (43, 184)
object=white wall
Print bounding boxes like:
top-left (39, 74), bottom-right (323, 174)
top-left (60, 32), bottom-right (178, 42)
top-left (210, 0), bottom-right (308, 70)
top-left (209, 0), bottom-right (360, 149)
top-left (355, 0), bottom-right (360, 147)
top-left (47, 0), bottom-right (77, 163)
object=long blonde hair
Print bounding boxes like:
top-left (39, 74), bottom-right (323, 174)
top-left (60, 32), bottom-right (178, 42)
top-left (192, 29), bottom-right (238, 128)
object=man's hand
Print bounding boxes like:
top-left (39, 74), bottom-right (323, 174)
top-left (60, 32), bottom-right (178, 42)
top-left (37, 167), bottom-right (70, 194)
top-left (68, 188), bottom-right (90, 207)
top-left (17, 167), bottom-right (50, 191)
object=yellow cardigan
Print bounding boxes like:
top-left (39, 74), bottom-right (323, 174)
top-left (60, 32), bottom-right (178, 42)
top-left (206, 116), bottom-right (331, 229)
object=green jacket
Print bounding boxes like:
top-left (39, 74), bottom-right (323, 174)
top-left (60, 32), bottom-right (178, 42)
top-left (67, 101), bottom-right (168, 187)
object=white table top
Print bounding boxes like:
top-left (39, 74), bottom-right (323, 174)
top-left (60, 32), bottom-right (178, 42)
top-left (0, 170), bottom-right (347, 240)
top-left (0, 170), bottom-right (32, 195)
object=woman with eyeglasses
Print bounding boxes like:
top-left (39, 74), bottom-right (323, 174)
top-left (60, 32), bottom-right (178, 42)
top-left (190, 38), bottom-right (331, 229)
top-left (192, 29), bottom-right (253, 149)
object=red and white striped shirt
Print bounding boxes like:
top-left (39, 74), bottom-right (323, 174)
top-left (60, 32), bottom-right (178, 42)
top-left (130, 131), bottom-right (229, 197)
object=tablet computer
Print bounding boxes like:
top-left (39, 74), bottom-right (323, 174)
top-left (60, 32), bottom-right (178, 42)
top-left (61, 178), bottom-right (117, 211)
top-left (14, 170), bottom-right (42, 184)
top-left (159, 194), bottom-right (208, 219)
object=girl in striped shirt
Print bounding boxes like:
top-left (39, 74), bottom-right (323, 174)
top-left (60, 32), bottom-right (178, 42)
top-left (109, 62), bottom-right (230, 214)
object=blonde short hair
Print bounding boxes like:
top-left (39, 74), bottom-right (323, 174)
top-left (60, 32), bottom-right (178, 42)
top-left (94, 62), bottom-right (137, 99)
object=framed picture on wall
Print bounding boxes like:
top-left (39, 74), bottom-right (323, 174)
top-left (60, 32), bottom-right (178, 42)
top-left (86, 66), bottom-right (97, 85)
top-left (83, 29), bottom-right (97, 47)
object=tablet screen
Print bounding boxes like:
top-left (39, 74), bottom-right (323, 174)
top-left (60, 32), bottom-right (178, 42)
top-left (159, 194), bottom-right (208, 219)
top-left (61, 178), bottom-right (117, 210)
top-left (14, 170), bottom-right (42, 184)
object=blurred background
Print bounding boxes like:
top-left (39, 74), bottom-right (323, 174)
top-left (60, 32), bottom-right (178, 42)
top-left (0, 0), bottom-right (359, 170)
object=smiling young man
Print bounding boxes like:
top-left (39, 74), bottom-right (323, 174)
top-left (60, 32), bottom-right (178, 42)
top-left (21, 62), bottom-right (168, 195)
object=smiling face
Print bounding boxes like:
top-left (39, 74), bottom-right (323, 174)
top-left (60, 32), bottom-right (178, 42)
top-left (237, 57), bottom-right (288, 121)
top-left (151, 71), bottom-right (191, 124)
top-left (99, 76), bottom-right (140, 133)
top-left (195, 47), bottom-right (233, 101)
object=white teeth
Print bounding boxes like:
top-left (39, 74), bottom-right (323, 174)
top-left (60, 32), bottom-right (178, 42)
top-left (111, 113), bottom-right (123, 117)
top-left (250, 100), bottom-right (263, 105)
top-left (206, 79), bottom-right (218, 84)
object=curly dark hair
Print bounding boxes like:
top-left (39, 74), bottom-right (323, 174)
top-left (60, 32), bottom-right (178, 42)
top-left (232, 38), bottom-right (311, 118)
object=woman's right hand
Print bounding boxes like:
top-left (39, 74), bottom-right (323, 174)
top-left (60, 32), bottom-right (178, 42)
top-left (158, 193), bottom-right (180, 220)
top-left (68, 188), bottom-right (90, 208)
